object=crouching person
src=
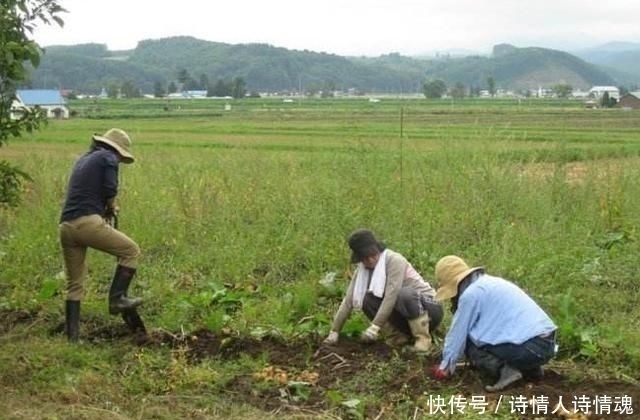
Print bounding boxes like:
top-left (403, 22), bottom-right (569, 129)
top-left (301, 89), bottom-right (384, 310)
top-left (323, 229), bottom-right (443, 353)
top-left (431, 255), bottom-right (558, 391)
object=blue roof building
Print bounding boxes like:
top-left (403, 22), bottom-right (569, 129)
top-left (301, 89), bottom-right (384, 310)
top-left (12, 89), bottom-right (69, 119)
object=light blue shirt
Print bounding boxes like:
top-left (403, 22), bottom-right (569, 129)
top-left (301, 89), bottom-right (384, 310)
top-left (439, 273), bottom-right (557, 373)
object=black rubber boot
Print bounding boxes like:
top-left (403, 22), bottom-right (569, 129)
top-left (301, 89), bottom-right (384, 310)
top-left (65, 300), bottom-right (80, 342)
top-left (108, 265), bottom-right (143, 315)
top-left (122, 309), bottom-right (147, 335)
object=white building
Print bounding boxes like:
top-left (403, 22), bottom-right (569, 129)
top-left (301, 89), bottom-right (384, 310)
top-left (588, 86), bottom-right (620, 100)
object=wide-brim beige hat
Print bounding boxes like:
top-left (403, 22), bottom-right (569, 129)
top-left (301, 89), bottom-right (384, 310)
top-left (93, 128), bottom-right (135, 163)
top-left (435, 255), bottom-right (483, 301)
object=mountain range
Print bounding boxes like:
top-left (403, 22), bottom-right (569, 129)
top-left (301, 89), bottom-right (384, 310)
top-left (28, 36), bottom-right (639, 95)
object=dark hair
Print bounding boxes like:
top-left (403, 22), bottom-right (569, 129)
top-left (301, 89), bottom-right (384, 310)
top-left (90, 139), bottom-right (117, 154)
top-left (348, 229), bottom-right (385, 263)
top-left (449, 270), bottom-right (483, 313)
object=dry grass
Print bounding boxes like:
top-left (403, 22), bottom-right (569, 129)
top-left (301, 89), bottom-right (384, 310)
top-left (513, 156), bottom-right (640, 185)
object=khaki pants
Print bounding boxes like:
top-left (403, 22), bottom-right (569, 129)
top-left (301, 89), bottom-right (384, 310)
top-left (59, 214), bottom-right (140, 300)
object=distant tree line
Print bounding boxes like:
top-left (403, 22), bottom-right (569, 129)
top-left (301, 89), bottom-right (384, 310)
top-left (420, 78), bottom-right (623, 100)
top-left (154, 68), bottom-right (249, 99)
top-left (422, 76), bottom-right (497, 99)
top-left (23, 37), bottom-right (638, 99)
top-left (98, 68), bottom-right (250, 99)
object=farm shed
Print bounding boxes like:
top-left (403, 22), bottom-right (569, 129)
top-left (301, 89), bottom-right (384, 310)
top-left (617, 92), bottom-right (640, 109)
top-left (588, 86), bottom-right (620, 100)
top-left (11, 89), bottom-right (69, 120)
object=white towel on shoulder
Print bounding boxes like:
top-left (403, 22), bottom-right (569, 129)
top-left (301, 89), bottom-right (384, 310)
top-left (353, 249), bottom-right (388, 309)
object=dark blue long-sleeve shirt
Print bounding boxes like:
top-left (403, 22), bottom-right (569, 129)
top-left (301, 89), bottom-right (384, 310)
top-left (60, 148), bottom-right (119, 223)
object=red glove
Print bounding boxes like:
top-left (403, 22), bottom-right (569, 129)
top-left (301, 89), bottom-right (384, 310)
top-left (431, 365), bottom-right (449, 381)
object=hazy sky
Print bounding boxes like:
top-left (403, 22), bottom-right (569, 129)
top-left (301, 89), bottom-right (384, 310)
top-left (32, 0), bottom-right (640, 56)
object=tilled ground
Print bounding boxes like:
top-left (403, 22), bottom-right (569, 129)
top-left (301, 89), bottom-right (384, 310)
top-left (138, 327), bottom-right (640, 419)
top-left (4, 309), bottom-right (639, 419)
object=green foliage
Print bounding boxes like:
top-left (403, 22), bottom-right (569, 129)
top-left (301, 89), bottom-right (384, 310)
top-left (28, 36), bottom-right (624, 95)
top-left (487, 76), bottom-right (496, 95)
top-left (449, 81), bottom-right (467, 99)
top-left (340, 398), bottom-right (365, 420)
top-left (1, 0), bottom-right (63, 144)
top-left (0, 160), bottom-right (32, 207)
top-left (156, 282), bottom-right (246, 331)
top-left (555, 290), bottom-right (602, 360)
top-left (422, 79), bottom-right (447, 98)
top-left (552, 83), bottom-right (573, 98)
top-left (207, 77), bottom-right (247, 98)
top-left (36, 278), bottom-right (59, 301)
top-left (0, 0), bottom-right (64, 206)
top-left (600, 91), bottom-right (618, 108)
top-left (577, 46), bottom-right (640, 85)
top-left (120, 80), bottom-right (142, 98)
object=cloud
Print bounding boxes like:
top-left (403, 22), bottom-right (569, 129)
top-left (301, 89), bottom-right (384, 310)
top-left (32, 0), bottom-right (640, 56)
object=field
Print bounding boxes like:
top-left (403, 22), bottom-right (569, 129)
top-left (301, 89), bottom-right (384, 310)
top-left (1, 97), bottom-right (639, 419)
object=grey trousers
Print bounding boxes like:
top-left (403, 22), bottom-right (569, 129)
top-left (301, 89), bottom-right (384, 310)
top-left (362, 289), bottom-right (443, 336)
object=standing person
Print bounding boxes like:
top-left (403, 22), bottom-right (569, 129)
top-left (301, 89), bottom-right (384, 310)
top-left (323, 229), bottom-right (443, 352)
top-left (431, 255), bottom-right (558, 391)
top-left (59, 128), bottom-right (143, 342)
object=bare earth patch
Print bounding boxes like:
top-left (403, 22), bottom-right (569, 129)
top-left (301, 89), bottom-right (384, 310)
top-left (138, 328), bottom-right (639, 419)
top-left (2, 309), bottom-right (637, 419)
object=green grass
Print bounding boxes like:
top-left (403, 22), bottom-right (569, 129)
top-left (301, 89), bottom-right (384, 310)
top-left (1, 97), bottom-right (640, 418)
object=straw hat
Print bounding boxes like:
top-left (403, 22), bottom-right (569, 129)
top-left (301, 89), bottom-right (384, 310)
top-left (92, 128), bottom-right (135, 163)
top-left (435, 255), bottom-right (483, 301)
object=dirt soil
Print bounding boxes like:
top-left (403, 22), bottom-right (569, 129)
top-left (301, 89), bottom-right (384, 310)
top-left (4, 309), bottom-right (639, 419)
top-left (137, 328), bottom-right (638, 420)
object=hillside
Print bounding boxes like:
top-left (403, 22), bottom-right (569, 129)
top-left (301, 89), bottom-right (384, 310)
top-left (127, 37), bottom-right (425, 93)
top-left (27, 37), bottom-right (624, 95)
top-left (574, 42), bottom-right (640, 86)
top-left (422, 44), bottom-right (616, 91)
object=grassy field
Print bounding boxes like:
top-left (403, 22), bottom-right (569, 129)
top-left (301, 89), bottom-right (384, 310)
top-left (1, 97), bottom-right (639, 419)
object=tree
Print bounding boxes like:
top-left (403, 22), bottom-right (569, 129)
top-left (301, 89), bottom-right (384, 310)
top-left (167, 81), bottom-right (177, 94)
top-left (449, 82), bottom-right (466, 99)
top-left (209, 79), bottom-right (231, 97)
top-left (198, 74), bottom-right (209, 91)
top-left (176, 68), bottom-right (190, 91)
top-left (321, 80), bottom-right (336, 98)
top-left (1, 0), bottom-right (65, 206)
top-left (487, 76), bottom-right (496, 97)
top-left (153, 81), bottom-right (165, 98)
top-left (183, 78), bottom-right (199, 91)
top-left (422, 79), bottom-right (447, 99)
top-left (600, 91), bottom-right (617, 108)
top-left (120, 80), bottom-right (141, 98)
top-left (106, 83), bottom-right (119, 99)
top-left (552, 83), bottom-right (573, 98)
top-left (231, 77), bottom-right (246, 99)
top-left (177, 68), bottom-right (190, 84)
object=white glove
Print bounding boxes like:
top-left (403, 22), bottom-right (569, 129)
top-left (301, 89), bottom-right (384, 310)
top-left (323, 331), bottom-right (339, 345)
top-left (360, 324), bottom-right (380, 342)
